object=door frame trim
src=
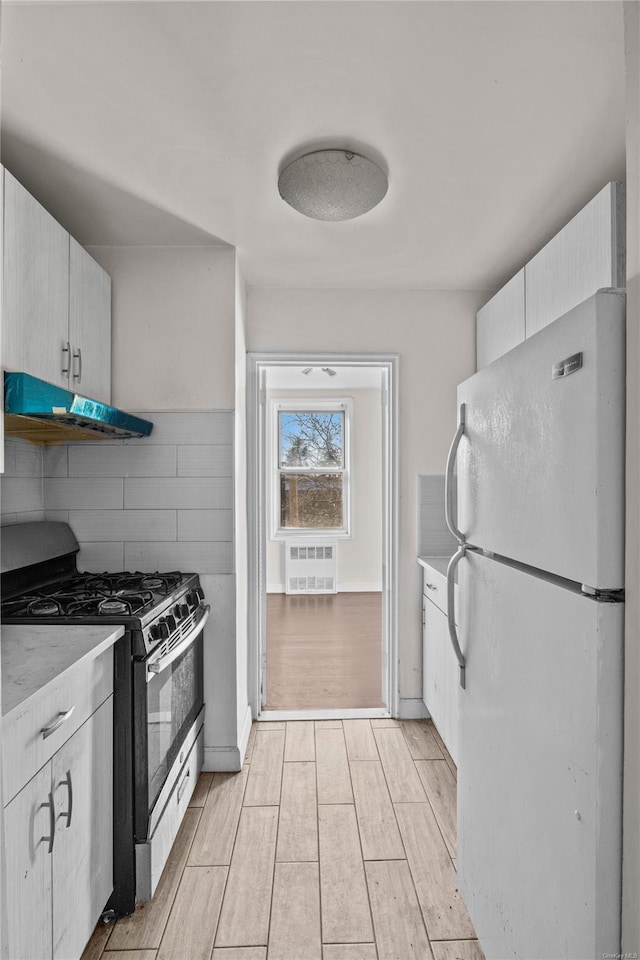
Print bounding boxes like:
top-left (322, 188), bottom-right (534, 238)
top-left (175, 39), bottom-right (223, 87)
top-left (246, 351), bottom-right (399, 718)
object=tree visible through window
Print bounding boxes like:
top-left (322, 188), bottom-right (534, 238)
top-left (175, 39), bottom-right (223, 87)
top-left (279, 410), bottom-right (345, 529)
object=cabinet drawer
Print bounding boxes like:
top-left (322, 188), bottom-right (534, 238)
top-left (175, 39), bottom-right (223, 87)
top-left (3, 646), bottom-right (113, 805)
top-left (423, 565), bottom-right (447, 615)
top-left (136, 724), bottom-right (204, 902)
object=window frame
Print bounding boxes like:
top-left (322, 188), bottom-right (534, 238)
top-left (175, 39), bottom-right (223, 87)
top-left (270, 398), bottom-right (352, 540)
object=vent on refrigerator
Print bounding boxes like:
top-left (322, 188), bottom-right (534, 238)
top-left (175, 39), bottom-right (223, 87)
top-left (285, 541), bottom-right (337, 594)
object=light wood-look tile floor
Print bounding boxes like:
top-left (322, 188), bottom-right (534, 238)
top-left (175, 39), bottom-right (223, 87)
top-left (82, 719), bottom-right (484, 960)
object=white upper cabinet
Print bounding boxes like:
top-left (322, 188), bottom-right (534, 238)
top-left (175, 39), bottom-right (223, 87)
top-left (2, 168), bottom-right (112, 402)
top-left (524, 181), bottom-right (625, 338)
top-left (476, 268), bottom-right (525, 370)
top-left (69, 237), bottom-right (111, 403)
top-left (3, 169), bottom-right (70, 387)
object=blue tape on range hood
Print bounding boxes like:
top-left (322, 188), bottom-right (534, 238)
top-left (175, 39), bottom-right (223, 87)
top-left (4, 372), bottom-right (153, 439)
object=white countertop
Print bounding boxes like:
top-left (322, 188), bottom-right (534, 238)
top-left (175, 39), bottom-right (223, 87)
top-left (417, 555), bottom-right (452, 576)
top-left (1, 624), bottom-right (124, 719)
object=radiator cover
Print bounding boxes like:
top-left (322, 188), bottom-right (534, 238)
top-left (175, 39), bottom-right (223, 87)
top-left (285, 540), bottom-right (338, 594)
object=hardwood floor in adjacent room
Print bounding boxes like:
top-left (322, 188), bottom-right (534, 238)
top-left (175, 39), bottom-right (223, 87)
top-left (82, 719), bottom-right (483, 960)
top-left (264, 592), bottom-right (383, 710)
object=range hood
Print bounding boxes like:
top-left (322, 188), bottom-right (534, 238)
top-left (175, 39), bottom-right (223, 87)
top-left (4, 372), bottom-right (153, 444)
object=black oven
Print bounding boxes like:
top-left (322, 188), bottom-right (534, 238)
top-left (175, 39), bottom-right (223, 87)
top-left (133, 610), bottom-right (206, 837)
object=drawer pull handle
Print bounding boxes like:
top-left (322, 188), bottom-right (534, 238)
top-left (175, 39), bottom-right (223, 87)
top-left (425, 582), bottom-right (437, 591)
top-left (177, 769), bottom-right (190, 804)
top-left (41, 707), bottom-right (75, 740)
top-left (59, 770), bottom-right (73, 827)
top-left (40, 792), bottom-right (55, 854)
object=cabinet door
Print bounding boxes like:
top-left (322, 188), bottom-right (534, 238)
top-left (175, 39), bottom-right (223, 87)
top-left (423, 596), bottom-right (459, 764)
top-left (3, 170), bottom-right (70, 386)
top-left (476, 268), bottom-right (525, 370)
top-left (51, 697), bottom-right (113, 960)
top-left (69, 238), bottom-right (111, 403)
top-left (3, 765), bottom-right (53, 960)
top-left (525, 181), bottom-right (625, 338)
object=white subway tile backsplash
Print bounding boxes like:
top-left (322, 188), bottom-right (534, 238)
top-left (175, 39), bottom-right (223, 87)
top-left (178, 510), bottom-right (233, 542)
top-left (177, 445), bottom-right (233, 477)
top-left (125, 411), bottom-right (233, 445)
top-left (3, 411), bottom-right (234, 584)
top-left (2, 478), bottom-right (44, 514)
top-left (14, 440), bottom-right (43, 478)
top-left (68, 444), bottom-right (177, 478)
top-left (77, 542), bottom-right (125, 573)
top-left (44, 478), bottom-right (124, 510)
top-left (70, 510), bottom-right (177, 542)
top-left (124, 541), bottom-right (233, 574)
top-left (16, 510), bottom-right (46, 523)
top-left (43, 446), bottom-right (69, 478)
top-left (124, 477), bottom-right (233, 510)
top-left (417, 475), bottom-right (457, 557)
top-left (3, 440), bottom-right (17, 478)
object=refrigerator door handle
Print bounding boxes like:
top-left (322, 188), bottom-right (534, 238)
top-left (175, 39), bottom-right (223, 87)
top-left (447, 544), bottom-right (466, 689)
top-left (445, 402), bottom-right (466, 542)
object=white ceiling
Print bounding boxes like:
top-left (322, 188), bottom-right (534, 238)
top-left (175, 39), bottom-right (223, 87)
top-left (0, 1), bottom-right (625, 292)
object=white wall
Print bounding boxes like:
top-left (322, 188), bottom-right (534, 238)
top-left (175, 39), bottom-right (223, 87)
top-left (247, 288), bottom-right (482, 713)
top-left (623, 3), bottom-right (640, 950)
top-left (234, 260), bottom-right (251, 757)
top-left (87, 243), bottom-right (247, 768)
top-left (87, 244), bottom-right (235, 411)
top-left (266, 387), bottom-right (383, 592)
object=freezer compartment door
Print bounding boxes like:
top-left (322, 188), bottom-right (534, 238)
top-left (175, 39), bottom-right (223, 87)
top-left (457, 551), bottom-right (623, 960)
top-left (457, 289), bottom-right (625, 590)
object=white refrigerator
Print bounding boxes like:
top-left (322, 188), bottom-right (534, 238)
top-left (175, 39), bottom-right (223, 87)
top-left (446, 289), bottom-right (625, 960)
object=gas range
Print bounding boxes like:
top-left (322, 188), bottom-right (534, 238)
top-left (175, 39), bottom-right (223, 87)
top-left (1, 568), bottom-right (205, 656)
top-left (1, 520), bottom-right (208, 917)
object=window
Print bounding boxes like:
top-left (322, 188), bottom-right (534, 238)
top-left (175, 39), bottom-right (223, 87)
top-left (273, 401), bottom-right (351, 536)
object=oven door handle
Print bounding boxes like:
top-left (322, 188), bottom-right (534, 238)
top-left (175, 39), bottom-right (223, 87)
top-left (146, 605), bottom-right (210, 682)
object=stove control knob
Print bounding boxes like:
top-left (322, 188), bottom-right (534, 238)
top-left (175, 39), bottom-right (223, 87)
top-left (155, 620), bottom-right (170, 641)
top-left (165, 614), bottom-right (177, 635)
top-left (186, 590), bottom-right (200, 610)
top-left (175, 603), bottom-right (189, 619)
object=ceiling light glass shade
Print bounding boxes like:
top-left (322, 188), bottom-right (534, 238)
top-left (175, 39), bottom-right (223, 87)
top-left (278, 149), bottom-right (388, 221)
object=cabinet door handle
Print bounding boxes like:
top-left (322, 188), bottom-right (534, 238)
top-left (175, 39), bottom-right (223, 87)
top-left (40, 792), bottom-right (56, 854)
top-left (61, 341), bottom-right (71, 379)
top-left (41, 706), bottom-right (75, 740)
top-left (425, 582), bottom-right (437, 591)
top-left (59, 770), bottom-right (73, 827)
top-left (72, 346), bottom-right (82, 384)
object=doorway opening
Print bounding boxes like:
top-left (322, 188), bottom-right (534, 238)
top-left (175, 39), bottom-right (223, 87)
top-left (247, 353), bottom-right (398, 720)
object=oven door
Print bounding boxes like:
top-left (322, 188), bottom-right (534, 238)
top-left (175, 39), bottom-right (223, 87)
top-left (133, 605), bottom-right (209, 838)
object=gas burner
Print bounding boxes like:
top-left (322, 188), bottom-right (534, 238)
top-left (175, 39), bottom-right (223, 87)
top-left (140, 576), bottom-right (165, 591)
top-left (98, 598), bottom-right (131, 616)
top-left (28, 598), bottom-right (61, 617)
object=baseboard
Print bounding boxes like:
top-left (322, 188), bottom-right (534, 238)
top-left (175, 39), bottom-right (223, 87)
top-left (398, 697), bottom-right (428, 719)
top-left (267, 583), bottom-right (382, 594)
top-left (237, 702), bottom-right (253, 766)
top-left (203, 745), bottom-right (242, 772)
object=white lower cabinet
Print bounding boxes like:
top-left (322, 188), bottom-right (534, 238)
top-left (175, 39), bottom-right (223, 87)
top-left (4, 696), bottom-right (113, 960)
top-left (421, 562), bottom-right (459, 765)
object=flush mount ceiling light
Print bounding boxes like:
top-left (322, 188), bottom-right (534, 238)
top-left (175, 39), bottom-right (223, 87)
top-left (278, 149), bottom-right (388, 221)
